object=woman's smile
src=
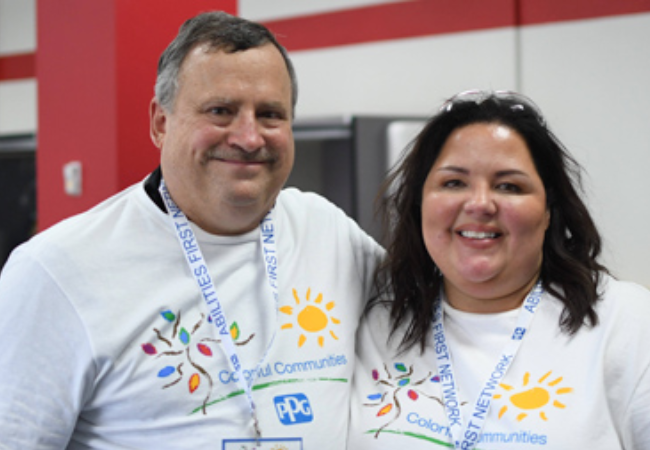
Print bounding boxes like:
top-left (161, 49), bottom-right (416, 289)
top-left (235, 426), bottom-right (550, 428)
top-left (421, 122), bottom-right (550, 312)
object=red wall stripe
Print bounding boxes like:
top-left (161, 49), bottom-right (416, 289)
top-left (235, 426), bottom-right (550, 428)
top-left (262, 0), bottom-right (650, 52)
top-left (520, 0), bottom-right (650, 26)
top-left (263, 0), bottom-right (516, 52)
top-left (4, 1), bottom-right (650, 82)
top-left (0, 53), bottom-right (36, 81)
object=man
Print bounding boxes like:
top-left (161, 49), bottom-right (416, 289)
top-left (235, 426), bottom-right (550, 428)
top-left (0, 12), bottom-right (382, 449)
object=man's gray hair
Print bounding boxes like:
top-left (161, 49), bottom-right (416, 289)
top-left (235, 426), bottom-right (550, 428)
top-left (154, 11), bottom-right (298, 115)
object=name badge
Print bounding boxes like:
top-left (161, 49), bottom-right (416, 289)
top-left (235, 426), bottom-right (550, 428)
top-left (223, 437), bottom-right (303, 450)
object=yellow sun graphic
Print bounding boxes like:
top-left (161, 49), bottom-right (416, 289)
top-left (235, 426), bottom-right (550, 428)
top-left (280, 288), bottom-right (340, 347)
top-left (494, 371), bottom-right (573, 422)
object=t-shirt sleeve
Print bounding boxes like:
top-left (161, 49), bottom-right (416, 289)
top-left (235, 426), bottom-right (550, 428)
top-left (0, 247), bottom-right (94, 449)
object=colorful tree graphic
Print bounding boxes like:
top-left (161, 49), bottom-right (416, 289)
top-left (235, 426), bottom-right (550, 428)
top-left (141, 310), bottom-right (254, 414)
top-left (365, 362), bottom-right (444, 437)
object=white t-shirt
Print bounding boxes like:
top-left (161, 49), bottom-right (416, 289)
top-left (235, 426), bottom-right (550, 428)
top-left (349, 276), bottom-right (650, 449)
top-left (0, 178), bottom-right (382, 449)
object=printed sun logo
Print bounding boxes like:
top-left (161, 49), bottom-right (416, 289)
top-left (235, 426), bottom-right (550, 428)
top-left (365, 363), bottom-right (443, 438)
top-left (494, 371), bottom-right (573, 422)
top-left (280, 288), bottom-right (340, 348)
top-left (141, 310), bottom-right (254, 414)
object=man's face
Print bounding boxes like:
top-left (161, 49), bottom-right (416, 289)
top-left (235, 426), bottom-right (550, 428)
top-left (150, 43), bottom-right (294, 235)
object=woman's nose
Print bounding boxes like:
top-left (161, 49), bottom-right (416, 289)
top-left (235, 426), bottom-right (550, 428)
top-left (464, 185), bottom-right (497, 216)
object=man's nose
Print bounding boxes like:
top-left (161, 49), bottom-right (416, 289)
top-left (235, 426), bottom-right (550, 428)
top-left (228, 112), bottom-right (264, 152)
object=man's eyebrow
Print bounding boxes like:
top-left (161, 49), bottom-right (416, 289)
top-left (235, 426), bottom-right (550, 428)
top-left (259, 100), bottom-right (289, 110)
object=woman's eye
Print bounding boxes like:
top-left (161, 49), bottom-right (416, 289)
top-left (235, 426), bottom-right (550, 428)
top-left (496, 182), bottom-right (521, 193)
top-left (442, 179), bottom-right (464, 189)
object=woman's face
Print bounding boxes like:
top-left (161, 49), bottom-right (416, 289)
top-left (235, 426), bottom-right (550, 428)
top-left (421, 122), bottom-right (550, 313)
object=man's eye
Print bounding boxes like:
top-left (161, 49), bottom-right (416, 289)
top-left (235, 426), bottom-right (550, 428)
top-left (209, 107), bottom-right (230, 116)
top-left (259, 110), bottom-right (285, 120)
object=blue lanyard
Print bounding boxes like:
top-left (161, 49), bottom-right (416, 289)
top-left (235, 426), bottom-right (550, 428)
top-left (433, 282), bottom-right (543, 449)
top-left (159, 180), bottom-right (280, 440)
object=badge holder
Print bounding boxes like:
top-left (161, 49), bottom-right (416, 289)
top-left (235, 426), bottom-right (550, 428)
top-left (223, 437), bottom-right (303, 450)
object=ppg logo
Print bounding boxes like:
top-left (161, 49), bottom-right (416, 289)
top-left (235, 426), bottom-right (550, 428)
top-left (274, 394), bottom-right (313, 425)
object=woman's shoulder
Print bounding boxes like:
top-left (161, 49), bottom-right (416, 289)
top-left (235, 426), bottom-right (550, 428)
top-left (582, 275), bottom-right (650, 346)
top-left (599, 274), bottom-right (650, 314)
top-left (543, 274), bottom-right (650, 324)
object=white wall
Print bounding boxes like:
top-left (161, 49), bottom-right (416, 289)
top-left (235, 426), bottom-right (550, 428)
top-left (0, 0), bottom-right (37, 135)
top-left (240, 0), bottom-right (410, 21)
top-left (0, 0), bottom-right (36, 53)
top-left (290, 28), bottom-right (518, 118)
top-left (522, 14), bottom-right (650, 286)
top-left (0, 80), bottom-right (37, 135)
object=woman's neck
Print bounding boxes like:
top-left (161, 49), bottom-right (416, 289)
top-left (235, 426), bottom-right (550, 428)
top-left (443, 276), bottom-right (540, 314)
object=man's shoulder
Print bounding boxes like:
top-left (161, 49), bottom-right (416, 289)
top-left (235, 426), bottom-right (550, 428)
top-left (277, 187), bottom-right (337, 209)
top-left (276, 187), bottom-right (380, 245)
top-left (276, 187), bottom-right (355, 227)
top-left (24, 182), bottom-right (147, 253)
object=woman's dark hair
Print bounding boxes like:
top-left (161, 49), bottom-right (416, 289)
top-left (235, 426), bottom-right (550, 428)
top-left (374, 91), bottom-right (608, 352)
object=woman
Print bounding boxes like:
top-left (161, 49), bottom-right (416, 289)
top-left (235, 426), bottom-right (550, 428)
top-left (348, 90), bottom-right (650, 449)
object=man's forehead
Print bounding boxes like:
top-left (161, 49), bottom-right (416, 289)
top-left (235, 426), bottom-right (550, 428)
top-left (178, 43), bottom-right (285, 77)
top-left (175, 44), bottom-right (290, 101)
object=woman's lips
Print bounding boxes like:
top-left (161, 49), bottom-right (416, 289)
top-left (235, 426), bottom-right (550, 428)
top-left (457, 230), bottom-right (501, 239)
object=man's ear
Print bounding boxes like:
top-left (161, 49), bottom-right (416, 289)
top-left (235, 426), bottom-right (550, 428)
top-left (149, 98), bottom-right (167, 149)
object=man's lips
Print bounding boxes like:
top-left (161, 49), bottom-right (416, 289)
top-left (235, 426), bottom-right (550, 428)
top-left (204, 148), bottom-right (274, 166)
top-left (215, 158), bottom-right (266, 165)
